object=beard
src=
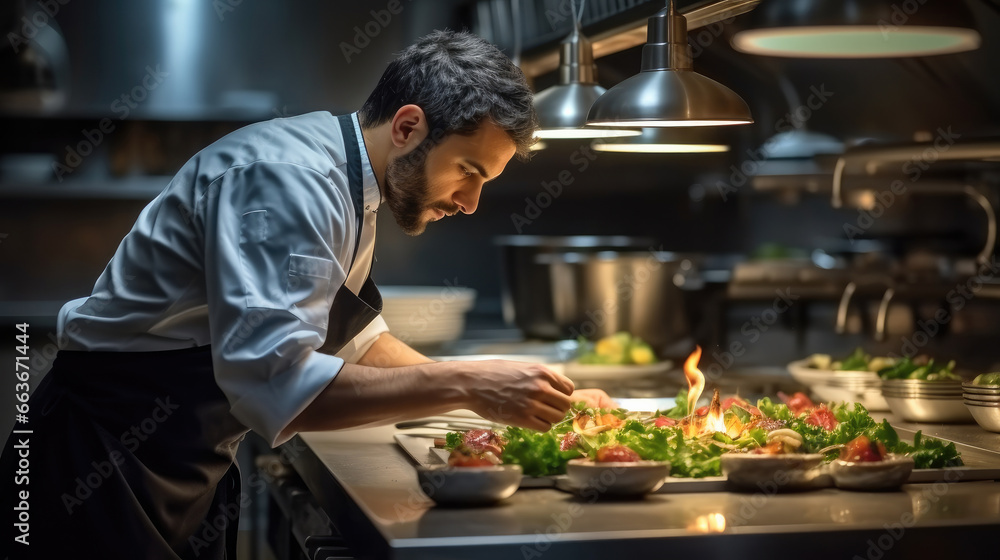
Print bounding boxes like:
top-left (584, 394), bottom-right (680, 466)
top-left (383, 137), bottom-right (459, 236)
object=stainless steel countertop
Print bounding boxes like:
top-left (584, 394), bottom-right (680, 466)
top-left (290, 418), bottom-right (999, 560)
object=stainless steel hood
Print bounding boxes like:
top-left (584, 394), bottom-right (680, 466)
top-left (1, 0), bottom-right (461, 120)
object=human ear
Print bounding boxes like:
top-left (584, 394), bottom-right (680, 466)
top-left (389, 104), bottom-right (429, 151)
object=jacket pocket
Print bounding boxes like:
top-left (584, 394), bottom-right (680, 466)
top-left (287, 254), bottom-right (334, 328)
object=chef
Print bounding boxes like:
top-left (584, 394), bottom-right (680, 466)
top-left (0, 30), bottom-right (612, 559)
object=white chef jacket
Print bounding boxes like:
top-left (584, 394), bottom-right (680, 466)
top-left (56, 111), bottom-right (388, 446)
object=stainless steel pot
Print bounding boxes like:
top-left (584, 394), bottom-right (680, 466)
top-left (495, 236), bottom-right (698, 349)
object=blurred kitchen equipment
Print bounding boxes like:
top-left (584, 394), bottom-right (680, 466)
top-left (379, 286), bottom-right (476, 348)
top-left (495, 236), bottom-right (696, 351)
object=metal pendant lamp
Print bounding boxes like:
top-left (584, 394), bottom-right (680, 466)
top-left (731, 0), bottom-right (981, 58)
top-left (585, 0), bottom-right (753, 128)
top-left (534, 2), bottom-right (640, 139)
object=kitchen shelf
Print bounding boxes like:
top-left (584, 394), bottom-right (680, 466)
top-left (0, 176), bottom-right (170, 200)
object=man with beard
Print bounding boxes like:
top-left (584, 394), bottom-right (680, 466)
top-left (0, 30), bottom-right (612, 559)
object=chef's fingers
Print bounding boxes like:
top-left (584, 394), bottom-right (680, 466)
top-left (535, 384), bottom-right (574, 415)
top-left (535, 365), bottom-right (575, 395)
top-left (527, 399), bottom-right (569, 429)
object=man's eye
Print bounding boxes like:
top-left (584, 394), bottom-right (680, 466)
top-left (460, 166), bottom-right (473, 177)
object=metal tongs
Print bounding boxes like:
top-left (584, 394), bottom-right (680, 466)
top-left (394, 416), bottom-right (498, 432)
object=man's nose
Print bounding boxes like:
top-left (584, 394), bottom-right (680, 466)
top-left (454, 181), bottom-right (483, 214)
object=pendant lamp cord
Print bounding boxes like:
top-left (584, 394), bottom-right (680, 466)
top-left (572, 0), bottom-right (586, 25)
top-left (510, 0), bottom-right (522, 65)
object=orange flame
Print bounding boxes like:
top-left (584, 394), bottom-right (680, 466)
top-left (705, 388), bottom-right (727, 434)
top-left (683, 345), bottom-right (705, 422)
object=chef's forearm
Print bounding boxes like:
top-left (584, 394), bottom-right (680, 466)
top-left (285, 361), bottom-right (466, 433)
top-left (356, 332), bottom-right (434, 367)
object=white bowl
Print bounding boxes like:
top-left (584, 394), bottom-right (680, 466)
top-left (965, 401), bottom-right (1000, 433)
top-left (829, 455), bottom-right (914, 491)
top-left (565, 458), bottom-right (670, 498)
top-left (787, 359), bottom-right (889, 411)
top-left (721, 453), bottom-right (829, 492)
top-left (415, 464), bottom-right (522, 506)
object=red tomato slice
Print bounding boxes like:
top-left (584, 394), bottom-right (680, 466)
top-left (595, 445), bottom-right (641, 463)
top-left (654, 416), bottom-right (677, 428)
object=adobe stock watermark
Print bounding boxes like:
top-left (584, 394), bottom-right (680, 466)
top-left (888, 254), bottom-right (1000, 359)
top-left (691, 84), bottom-right (835, 202)
top-left (520, 464), bottom-right (631, 559)
top-left (6, 0), bottom-right (70, 54)
top-left (60, 396), bottom-right (181, 514)
top-left (213, 0), bottom-right (244, 21)
top-left (52, 64), bottom-right (169, 182)
top-left (727, 459), bottom-right (812, 527)
top-left (705, 287), bottom-right (800, 382)
top-left (564, 246), bottom-right (668, 341)
top-left (852, 467), bottom-right (964, 560)
top-left (348, 278), bottom-right (470, 396)
top-left (878, 0), bottom-right (938, 38)
top-left (340, 0), bottom-right (415, 63)
top-left (510, 141), bottom-right (599, 233)
top-left (188, 437), bottom-right (311, 554)
top-left (842, 126), bottom-right (961, 242)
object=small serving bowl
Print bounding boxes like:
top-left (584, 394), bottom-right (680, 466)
top-left (565, 458), bottom-right (671, 498)
top-left (829, 454), bottom-right (915, 491)
top-left (415, 464), bottom-right (522, 506)
top-left (720, 453), bottom-right (829, 492)
top-left (964, 401), bottom-right (1000, 433)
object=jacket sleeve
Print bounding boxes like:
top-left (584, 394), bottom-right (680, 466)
top-left (202, 161), bottom-right (355, 447)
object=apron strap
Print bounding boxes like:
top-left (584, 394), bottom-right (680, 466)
top-left (337, 113), bottom-right (366, 264)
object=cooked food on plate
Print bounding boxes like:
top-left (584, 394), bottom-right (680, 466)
top-left (574, 331), bottom-right (657, 365)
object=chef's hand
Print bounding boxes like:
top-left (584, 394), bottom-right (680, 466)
top-left (459, 360), bottom-right (575, 432)
top-left (570, 388), bottom-right (617, 410)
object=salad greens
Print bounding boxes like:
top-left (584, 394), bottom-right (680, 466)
top-left (806, 347), bottom-right (960, 381)
top-left (973, 372), bottom-right (1000, 386)
top-left (458, 390), bottom-right (963, 477)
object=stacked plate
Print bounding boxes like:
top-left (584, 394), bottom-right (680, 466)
top-left (379, 286), bottom-right (476, 347)
top-left (963, 381), bottom-right (1000, 432)
top-left (881, 379), bottom-right (973, 423)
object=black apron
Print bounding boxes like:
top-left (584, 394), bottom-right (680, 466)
top-left (0, 114), bottom-right (381, 560)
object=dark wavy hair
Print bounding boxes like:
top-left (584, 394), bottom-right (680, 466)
top-left (359, 30), bottom-right (537, 160)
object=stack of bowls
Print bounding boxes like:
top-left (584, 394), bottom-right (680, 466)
top-left (379, 286), bottom-right (476, 347)
top-left (881, 379), bottom-right (973, 423)
top-left (963, 381), bottom-right (1000, 432)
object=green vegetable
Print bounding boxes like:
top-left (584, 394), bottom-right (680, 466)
top-left (657, 388), bottom-right (689, 419)
top-left (878, 357), bottom-right (959, 381)
top-left (499, 426), bottom-right (581, 477)
top-left (973, 372), bottom-right (1000, 386)
top-left (444, 432), bottom-right (463, 451)
top-left (839, 348), bottom-right (871, 371)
